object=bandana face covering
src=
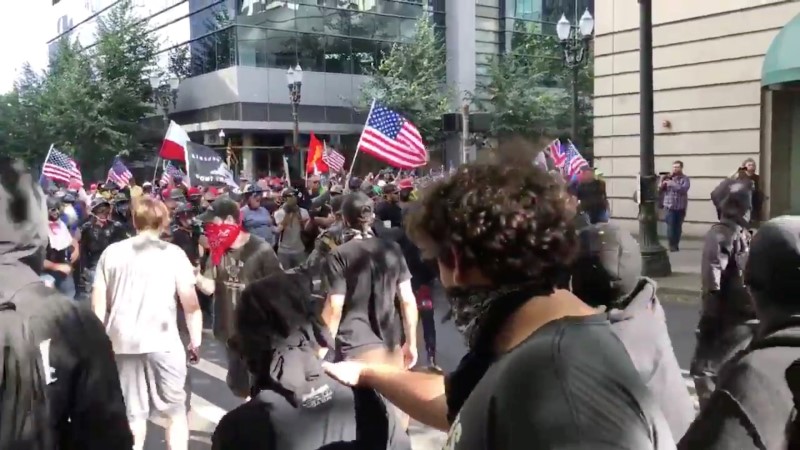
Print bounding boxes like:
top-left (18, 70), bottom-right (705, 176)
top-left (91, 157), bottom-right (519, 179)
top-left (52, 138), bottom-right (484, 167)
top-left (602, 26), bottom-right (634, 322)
top-left (445, 284), bottom-right (534, 347)
top-left (444, 283), bottom-right (554, 424)
top-left (204, 222), bottom-right (241, 265)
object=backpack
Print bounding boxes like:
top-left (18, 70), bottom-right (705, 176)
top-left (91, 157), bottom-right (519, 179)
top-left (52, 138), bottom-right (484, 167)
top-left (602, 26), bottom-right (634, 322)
top-left (0, 283), bottom-right (54, 450)
top-left (786, 359), bottom-right (800, 448)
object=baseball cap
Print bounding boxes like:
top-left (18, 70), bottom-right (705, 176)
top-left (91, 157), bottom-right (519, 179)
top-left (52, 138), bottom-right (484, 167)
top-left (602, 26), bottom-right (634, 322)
top-left (570, 223), bottom-right (642, 307)
top-left (745, 216), bottom-right (800, 298)
top-left (198, 196), bottom-right (241, 223)
top-left (397, 178), bottom-right (414, 190)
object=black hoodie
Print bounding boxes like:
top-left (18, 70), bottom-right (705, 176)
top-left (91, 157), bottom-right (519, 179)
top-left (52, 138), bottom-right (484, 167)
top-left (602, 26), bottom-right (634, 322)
top-left (0, 158), bottom-right (133, 449)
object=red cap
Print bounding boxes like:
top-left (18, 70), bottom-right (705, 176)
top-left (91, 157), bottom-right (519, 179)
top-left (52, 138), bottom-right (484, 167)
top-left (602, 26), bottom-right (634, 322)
top-left (90, 183), bottom-right (97, 190)
top-left (187, 187), bottom-right (201, 196)
top-left (397, 178), bottom-right (414, 190)
top-left (161, 188), bottom-right (171, 199)
top-left (206, 187), bottom-right (220, 198)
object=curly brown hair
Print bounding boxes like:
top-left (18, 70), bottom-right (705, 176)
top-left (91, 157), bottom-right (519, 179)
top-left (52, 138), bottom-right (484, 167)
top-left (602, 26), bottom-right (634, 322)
top-left (405, 159), bottom-right (578, 286)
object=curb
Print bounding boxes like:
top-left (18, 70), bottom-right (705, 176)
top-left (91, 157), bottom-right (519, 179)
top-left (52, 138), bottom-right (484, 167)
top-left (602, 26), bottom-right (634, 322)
top-left (657, 285), bottom-right (701, 298)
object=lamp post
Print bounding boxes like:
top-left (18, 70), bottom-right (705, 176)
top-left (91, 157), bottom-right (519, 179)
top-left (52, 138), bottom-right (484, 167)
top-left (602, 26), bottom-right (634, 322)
top-left (556, 9), bottom-right (594, 145)
top-left (286, 64), bottom-right (303, 175)
top-left (637, 0), bottom-right (671, 277)
top-left (150, 77), bottom-right (179, 126)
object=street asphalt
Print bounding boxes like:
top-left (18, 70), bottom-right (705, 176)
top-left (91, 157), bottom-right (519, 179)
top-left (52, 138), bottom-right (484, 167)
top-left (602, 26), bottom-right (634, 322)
top-left (143, 289), bottom-right (701, 450)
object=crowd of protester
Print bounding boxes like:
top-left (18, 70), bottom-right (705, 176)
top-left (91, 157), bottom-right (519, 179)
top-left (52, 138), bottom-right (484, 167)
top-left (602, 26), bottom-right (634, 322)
top-left (2, 137), bottom-right (800, 450)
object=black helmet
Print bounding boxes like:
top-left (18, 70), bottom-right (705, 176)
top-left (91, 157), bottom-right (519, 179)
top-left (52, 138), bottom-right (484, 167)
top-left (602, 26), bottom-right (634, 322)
top-left (341, 192), bottom-right (374, 228)
top-left (102, 181), bottom-right (119, 191)
top-left (46, 196), bottom-right (62, 211)
top-left (113, 192), bottom-right (130, 204)
top-left (62, 193), bottom-right (76, 204)
top-left (174, 202), bottom-right (194, 216)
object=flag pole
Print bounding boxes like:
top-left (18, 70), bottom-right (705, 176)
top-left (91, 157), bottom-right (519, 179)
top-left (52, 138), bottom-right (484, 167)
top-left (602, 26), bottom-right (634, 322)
top-left (38, 144), bottom-right (55, 185)
top-left (346, 98), bottom-right (376, 189)
top-left (151, 157), bottom-right (162, 185)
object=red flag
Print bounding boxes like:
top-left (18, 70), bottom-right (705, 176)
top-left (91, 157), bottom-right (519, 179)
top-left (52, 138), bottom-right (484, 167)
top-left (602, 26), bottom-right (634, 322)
top-left (306, 133), bottom-right (329, 174)
top-left (159, 121), bottom-right (190, 161)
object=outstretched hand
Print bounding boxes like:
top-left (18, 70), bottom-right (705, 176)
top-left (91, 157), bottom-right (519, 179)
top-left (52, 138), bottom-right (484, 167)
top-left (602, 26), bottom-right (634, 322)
top-left (322, 361), bottom-right (367, 387)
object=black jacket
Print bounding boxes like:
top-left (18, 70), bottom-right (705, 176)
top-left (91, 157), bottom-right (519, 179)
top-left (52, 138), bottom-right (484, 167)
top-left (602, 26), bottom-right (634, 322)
top-left (0, 169), bottom-right (132, 449)
top-left (680, 320), bottom-right (800, 449)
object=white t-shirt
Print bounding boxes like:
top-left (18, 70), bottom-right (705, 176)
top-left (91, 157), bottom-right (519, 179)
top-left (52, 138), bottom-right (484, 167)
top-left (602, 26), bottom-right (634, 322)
top-left (94, 234), bottom-right (196, 354)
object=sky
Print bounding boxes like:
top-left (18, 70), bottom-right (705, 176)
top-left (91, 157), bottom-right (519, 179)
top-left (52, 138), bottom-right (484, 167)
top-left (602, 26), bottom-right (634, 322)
top-left (0, 0), bottom-right (51, 94)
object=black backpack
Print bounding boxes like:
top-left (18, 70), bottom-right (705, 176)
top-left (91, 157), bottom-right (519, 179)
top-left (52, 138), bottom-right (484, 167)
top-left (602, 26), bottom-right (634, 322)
top-left (786, 359), bottom-right (800, 448)
top-left (0, 283), bottom-right (54, 450)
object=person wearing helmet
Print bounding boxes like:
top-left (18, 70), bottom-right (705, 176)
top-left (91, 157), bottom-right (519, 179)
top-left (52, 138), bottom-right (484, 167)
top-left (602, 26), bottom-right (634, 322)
top-left (42, 196), bottom-right (80, 298)
top-left (274, 188), bottom-right (310, 269)
top-left (165, 188), bottom-right (185, 212)
top-left (77, 197), bottom-right (128, 302)
top-left (172, 202), bottom-right (201, 269)
top-left (112, 192), bottom-right (135, 238)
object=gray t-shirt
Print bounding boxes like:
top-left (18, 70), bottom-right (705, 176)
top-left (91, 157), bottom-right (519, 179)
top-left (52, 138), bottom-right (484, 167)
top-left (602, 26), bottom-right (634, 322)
top-left (274, 207), bottom-right (309, 254)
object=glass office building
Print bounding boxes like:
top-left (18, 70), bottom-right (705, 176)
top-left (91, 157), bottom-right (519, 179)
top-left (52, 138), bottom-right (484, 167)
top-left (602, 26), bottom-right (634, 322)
top-left (189, 0), bottom-right (445, 77)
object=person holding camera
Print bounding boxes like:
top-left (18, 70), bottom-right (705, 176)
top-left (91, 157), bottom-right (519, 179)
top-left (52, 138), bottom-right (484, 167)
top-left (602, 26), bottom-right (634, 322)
top-left (659, 160), bottom-right (691, 252)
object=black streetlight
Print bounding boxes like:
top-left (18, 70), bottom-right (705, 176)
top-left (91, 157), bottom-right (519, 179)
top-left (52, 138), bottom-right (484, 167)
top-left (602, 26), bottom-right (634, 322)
top-left (638, 0), bottom-right (671, 277)
top-left (150, 77), bottom-right (179, 126)
top-left (556, 9), bottom-right (594, 146)
top-left (286, 64), bottom-right (304, 175)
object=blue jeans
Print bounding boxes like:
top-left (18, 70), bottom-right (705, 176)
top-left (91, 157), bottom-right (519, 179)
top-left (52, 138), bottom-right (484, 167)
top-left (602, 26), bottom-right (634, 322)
top-left (41, 272), bottom-right (77, 299)
top-left (665, 208), bottom-right (686, 249)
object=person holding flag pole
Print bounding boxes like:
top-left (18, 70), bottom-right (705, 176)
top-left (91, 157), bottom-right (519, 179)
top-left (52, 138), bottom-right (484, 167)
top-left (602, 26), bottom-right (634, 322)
top-left (38, 144), bottom-right (55, 186)
top-left (345, 100), bottom-right (376, 187)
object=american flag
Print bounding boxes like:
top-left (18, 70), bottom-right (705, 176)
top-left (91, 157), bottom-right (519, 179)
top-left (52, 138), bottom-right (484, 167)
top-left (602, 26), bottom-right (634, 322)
top-left (107, 156), bottom-right (133, 187)
top-left (322, 141), bottom-right (346, 173)
top-left (42, 147), bottom-right (83, 185)
top-left (161, 162), bottom-right (187, 187)
top-left (549, 139), bottom-right (588, 178)
top-left (357, 101), bottom-right (427, 168)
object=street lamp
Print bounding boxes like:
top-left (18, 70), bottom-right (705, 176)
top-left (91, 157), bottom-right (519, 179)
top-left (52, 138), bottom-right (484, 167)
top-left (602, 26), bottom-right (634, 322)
top-left (556, 9), bottom-right (594, 147)
top-left (150, 76), bottom-right (179, 126)
top-left (637, 0), bottom-right (671, 277)
top-left (286, 64), bottom-right (303, 175)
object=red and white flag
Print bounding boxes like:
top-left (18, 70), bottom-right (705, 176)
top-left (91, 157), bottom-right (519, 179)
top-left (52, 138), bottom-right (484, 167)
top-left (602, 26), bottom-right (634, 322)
top-left (357, 100), bottom-right (427, 169)
top-left (159, 120), bottom-right (190, 162)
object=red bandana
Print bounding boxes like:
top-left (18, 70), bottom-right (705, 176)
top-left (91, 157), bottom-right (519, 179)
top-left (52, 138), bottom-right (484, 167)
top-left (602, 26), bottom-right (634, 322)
top-left (204, 223), bottom-right (241, 266)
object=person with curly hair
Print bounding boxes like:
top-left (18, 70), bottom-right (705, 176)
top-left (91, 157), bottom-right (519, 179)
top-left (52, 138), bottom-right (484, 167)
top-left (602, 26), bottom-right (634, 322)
top-left (323, 158), bottom-right (674, 449)
top-left (212, 271), bottom-right (410, 450)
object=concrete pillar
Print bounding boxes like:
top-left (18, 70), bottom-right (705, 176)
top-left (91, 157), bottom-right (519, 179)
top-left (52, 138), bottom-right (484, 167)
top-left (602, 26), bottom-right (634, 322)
top-left (242, 133), bottom-right (255, 181)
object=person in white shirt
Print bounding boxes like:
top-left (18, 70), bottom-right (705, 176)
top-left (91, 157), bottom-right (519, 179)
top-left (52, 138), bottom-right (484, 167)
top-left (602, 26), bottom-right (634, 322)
top-left (91, 196), bottom-right (202, 450)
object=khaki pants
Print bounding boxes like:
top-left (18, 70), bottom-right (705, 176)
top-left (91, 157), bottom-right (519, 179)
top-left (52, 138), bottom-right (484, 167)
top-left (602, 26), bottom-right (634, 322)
top-left (347, 346), bottom-right (409, 428)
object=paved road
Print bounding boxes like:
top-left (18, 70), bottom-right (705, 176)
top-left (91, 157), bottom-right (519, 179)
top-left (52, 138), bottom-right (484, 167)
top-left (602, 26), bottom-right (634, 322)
top-left (143, 292), bottom-right (701, 450)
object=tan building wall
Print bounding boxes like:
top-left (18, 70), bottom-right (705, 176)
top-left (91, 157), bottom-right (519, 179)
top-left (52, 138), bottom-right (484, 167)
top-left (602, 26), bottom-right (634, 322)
top-left (593, 0), bottom-right (800, 237)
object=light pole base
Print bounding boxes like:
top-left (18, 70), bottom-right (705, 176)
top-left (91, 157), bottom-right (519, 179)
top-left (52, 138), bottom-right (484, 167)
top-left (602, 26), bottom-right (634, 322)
top-left (641, 245), bottom-right (672, 278)
top-left (638, 202), bottom-right (672, 278)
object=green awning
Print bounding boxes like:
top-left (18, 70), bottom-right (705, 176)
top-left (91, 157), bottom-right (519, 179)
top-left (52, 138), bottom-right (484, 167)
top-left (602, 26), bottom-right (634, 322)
top-left (762, 13), bottom-right (800, 87)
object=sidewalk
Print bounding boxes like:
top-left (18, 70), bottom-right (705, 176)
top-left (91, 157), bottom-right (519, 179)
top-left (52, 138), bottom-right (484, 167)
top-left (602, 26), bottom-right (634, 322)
top-left (651, 238), bottom-right (702, 298)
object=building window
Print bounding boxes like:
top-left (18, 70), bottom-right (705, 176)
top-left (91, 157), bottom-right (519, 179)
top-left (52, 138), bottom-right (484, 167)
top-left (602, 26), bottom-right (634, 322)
top-left (185, 0), bottom-right (443, 77)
